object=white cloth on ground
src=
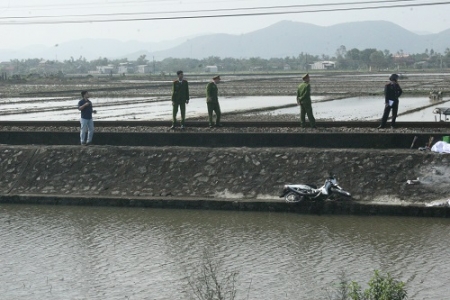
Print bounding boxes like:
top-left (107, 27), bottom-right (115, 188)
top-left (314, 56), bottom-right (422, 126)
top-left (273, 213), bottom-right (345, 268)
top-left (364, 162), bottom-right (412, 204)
top-left (431, 141), bottom-right (450, 153)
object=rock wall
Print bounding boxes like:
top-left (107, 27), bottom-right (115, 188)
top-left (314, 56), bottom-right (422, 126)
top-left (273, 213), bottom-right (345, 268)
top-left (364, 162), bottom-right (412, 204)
top-left (1, 145), bottom-right (449, 203)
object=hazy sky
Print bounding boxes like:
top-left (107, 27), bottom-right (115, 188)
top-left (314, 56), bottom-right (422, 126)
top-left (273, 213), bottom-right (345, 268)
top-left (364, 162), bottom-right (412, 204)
top-left (1, 0), bottom-right (450, 48)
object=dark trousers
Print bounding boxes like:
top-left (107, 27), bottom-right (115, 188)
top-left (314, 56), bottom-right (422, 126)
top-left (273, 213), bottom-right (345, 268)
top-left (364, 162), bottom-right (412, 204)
top-left (207, 102), bottom-right (221, 126)
top-left (300, 103), bottom-right (316, 127)
top-left (380, 100), bottom-right (399, 127)
top-left (172, 102), bottom-right (186, 125)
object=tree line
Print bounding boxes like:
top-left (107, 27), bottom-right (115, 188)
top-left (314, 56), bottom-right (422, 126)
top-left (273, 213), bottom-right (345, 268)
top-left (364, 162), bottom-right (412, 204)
top-left (3, 46), bottom-right (450, 78)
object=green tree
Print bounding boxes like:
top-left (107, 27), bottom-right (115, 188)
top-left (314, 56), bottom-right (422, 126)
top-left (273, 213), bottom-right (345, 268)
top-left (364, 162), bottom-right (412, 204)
top-left (360, 48), bottom-right (377, 69)
top-left (345, 48), bottom-right (362, 69)
top-left (369, 51), bottom-right (387, 69)
top-left (136, 54), bottom-right (148, 65)
top-left (336, 45), bottom-right (347, 59)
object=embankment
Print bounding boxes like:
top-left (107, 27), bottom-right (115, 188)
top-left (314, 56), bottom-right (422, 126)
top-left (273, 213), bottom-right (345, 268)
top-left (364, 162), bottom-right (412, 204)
top-left (1, 145), bottom-right (449, 210)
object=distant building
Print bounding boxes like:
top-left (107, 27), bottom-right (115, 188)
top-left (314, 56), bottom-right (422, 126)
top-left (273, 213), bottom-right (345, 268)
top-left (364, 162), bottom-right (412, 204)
top-left (284, 64), bottom-right (291, 71)
top-left (205, 65), bottom-right (218, 73)
top-left (250, 66), bottom-right (263, 72)
top-left (97, 65), bottom-right (115, 74)
top-left (118, 62), bottom-right (134, 74)
top-left (310, 61), bottom-right (335, 70)
top-left (37, 60), bottom-right (58, 74)
top-left (392, 53), bottom-right (410, 59)
top-left (137, 65), bottom-right (150, 74)
top-left (414, 61), bottom-right (429, 69)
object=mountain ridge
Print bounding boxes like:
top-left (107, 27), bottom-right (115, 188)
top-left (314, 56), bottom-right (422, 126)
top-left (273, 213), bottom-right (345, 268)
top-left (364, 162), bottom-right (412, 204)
top-left (145, 20), bottom-right (450, 59)
top-left (1, 20), bottom-right (449, 61)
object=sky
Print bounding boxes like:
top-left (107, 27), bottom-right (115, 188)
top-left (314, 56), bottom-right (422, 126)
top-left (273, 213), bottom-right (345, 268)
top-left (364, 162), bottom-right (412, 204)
top-left (1, 0), bottom-right (450, 49)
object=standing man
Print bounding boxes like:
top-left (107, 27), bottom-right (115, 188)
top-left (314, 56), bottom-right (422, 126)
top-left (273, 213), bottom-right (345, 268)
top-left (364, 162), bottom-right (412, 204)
top-left (206, 75), bottom-right (222, 128)
top-left (297, 73), bottom-right (316, 128)
top-left (78, 90), bottom-right (96, 146)
top-left (377, 73), bottom-right (403, 129)
top-left (171, 70), bottom-right (190, 129)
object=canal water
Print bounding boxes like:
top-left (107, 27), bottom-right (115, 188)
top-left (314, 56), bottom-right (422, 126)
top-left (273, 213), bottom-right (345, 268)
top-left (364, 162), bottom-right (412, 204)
top-left (1, 204), bottom-right (450, 299)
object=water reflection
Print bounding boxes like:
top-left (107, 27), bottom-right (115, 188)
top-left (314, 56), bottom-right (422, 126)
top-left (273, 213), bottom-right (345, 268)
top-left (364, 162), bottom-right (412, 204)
top-left (1, 204), bottom-right (450, 299)
top-left (254, 96), bottom-right (448, 121)
top-left (0, 96), bottom-right (323, 121)
top-left (1, 95), bottom-right (445, 122)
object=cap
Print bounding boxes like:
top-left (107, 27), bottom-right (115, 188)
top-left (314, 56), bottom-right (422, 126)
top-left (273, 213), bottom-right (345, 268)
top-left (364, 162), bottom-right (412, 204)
top-left (213, 75), bottom-right (221, 80)
top-left (389, 74), bottom-right (399, 81)
top-left (302, 73), bottom-right (309, 80)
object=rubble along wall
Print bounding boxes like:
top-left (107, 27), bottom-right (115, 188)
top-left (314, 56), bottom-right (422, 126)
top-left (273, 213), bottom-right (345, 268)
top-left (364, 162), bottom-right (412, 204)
top-left (0, 145), bottom-right (449, 203)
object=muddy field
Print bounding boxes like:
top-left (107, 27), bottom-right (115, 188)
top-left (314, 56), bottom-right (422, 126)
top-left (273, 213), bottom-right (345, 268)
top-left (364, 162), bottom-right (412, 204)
top-left (1, 72), bottom-right (450, 98)
top-left (1, 72), bottom-right (450, 123)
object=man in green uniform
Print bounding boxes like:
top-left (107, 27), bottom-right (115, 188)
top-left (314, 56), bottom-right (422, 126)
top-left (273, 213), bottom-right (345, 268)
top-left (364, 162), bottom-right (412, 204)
top-left (171, 70), bottom-right (190, 129)
top-left (297, 73), bottom-right (316, 128)
top-left (206, 75), bottom-right (222, 128)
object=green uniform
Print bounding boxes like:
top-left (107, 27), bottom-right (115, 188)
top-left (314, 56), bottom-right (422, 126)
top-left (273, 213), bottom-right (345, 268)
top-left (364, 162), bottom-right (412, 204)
top-left (297, 82), bottom-right (316, 128)
top-left (206, 81), bottom-right (221, 126)
top-left (171, 79), bottom-right (190, 126)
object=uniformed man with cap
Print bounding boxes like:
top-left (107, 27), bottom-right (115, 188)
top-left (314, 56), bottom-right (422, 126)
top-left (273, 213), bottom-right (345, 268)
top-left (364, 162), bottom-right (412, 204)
top-left (297, 73), bottom-right (316, 128)
top-left (206, 75), bottom-right (222, 128)
top-left (171, 70), bottom-right (190, 129)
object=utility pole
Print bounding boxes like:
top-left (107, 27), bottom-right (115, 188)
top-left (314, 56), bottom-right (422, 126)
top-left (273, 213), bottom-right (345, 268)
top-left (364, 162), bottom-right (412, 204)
top-left (305, 53), bottom-right (308, 70)
top-left (153, 56), bottom-right (155, 74)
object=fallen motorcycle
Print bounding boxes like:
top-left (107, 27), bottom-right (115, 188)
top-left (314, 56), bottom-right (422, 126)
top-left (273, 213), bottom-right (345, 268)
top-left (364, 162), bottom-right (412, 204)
top-left (279, 174), bottom-right (351, 203)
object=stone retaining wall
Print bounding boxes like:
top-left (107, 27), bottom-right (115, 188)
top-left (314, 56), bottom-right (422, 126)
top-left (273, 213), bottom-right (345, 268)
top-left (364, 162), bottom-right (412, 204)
top-left (1, 145), bottom-right (449, 204)
top-left (0, 131), bottom-right (447, 149)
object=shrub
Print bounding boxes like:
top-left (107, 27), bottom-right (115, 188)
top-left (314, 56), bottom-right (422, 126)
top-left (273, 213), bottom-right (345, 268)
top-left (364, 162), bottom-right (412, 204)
top-left (347, 270), bottom-right (407, 300)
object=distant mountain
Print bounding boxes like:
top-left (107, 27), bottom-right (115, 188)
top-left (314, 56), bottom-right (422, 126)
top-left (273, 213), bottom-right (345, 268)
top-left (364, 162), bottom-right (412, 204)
top-left (151, 20), bottom-right (450, 59)
top-left (0, 38), bottom-right (185, 61)
top-left (1, 20), bottom-right (450, 61)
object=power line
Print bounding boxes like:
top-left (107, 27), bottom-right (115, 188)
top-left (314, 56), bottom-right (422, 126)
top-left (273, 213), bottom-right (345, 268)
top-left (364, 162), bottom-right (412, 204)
top-left (0, 0), bottom-right (422, 20)
top-left (1, 1), bottom-right (449, 25)
top-left (0, 0), bottom-right (289, 11)
top-left (0, 0), bottom-right (180, 9)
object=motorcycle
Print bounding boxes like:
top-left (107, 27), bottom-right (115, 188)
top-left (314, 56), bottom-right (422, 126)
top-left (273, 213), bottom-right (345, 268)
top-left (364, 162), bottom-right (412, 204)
top-left (279, 174), bottom-right (351, 203)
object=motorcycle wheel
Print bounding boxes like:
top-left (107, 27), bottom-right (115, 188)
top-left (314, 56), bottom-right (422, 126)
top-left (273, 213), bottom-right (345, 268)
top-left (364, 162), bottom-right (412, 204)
top-left (285, 192), bottom-right (303, 203)
top-left (331, 188), bottom-right (352, 198)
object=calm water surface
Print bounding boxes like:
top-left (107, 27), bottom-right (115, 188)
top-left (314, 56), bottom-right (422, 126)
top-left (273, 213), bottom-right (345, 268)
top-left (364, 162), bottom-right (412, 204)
top-left (1, 204), bottom-right (450, 300)
top-left (256, 96), bottom-right (447, 121)
top-left (1, 95), bottom-right (446, 122)
top-left (0, 96), bottom-right (331, 121)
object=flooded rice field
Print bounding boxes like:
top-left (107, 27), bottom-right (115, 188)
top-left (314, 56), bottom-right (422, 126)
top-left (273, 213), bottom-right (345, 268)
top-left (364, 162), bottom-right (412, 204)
top-left (0, 94), bottom-right (447, 122)
top-left (1, 72), bottom-right (449, 122)
top-left (247, 96), bottom-right (450, 121)
top-left (0, 96), bottom-right (328, 121)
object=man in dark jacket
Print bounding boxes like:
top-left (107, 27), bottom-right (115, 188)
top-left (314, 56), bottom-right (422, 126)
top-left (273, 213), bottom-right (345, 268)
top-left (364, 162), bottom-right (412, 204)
top-left (206, 75), bottom-right (222, 128)
top-left (78, 90), bottom-right (97, 145)
top-left (378, 74), bottom-right (403, 129)
top-left (171, 70), bottom-right (190, 129)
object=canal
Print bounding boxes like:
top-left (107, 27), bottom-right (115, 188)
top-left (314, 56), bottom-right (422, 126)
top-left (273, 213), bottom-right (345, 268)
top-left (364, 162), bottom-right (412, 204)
top-left (1, 204), bottom-right (449, 299)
